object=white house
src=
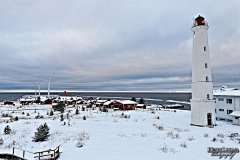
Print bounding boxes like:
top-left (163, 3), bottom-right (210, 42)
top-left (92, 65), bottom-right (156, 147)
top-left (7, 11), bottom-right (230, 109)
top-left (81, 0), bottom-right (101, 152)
top-left (213, 86), bottom-right (240, 125)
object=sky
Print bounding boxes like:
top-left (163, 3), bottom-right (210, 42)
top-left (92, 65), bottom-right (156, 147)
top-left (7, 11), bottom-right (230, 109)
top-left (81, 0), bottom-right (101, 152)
top-left (0, 0), bottom-right (239, 92)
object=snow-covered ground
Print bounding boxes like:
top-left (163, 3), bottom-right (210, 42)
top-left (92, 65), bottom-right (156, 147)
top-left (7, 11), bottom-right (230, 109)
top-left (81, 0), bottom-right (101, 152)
top-left (0, 103), bottom-right (239, 160)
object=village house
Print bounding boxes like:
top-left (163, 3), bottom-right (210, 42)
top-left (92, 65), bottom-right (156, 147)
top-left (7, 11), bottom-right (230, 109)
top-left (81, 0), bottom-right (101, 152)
top-left (113, 100), bottom-right (137, 110)
top-left (4, 101), bottom-right (14, 105)
top-left (136, 104), bottom-right (146, 109)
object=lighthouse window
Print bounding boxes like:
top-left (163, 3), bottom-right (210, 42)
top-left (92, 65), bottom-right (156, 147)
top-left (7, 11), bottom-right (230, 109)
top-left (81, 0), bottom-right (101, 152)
top-left (207, 94), bottom-right (210, 99)
top-left (226, 99), bottom-right (232, 104)
top-left (204, 46), bottom-right (206, 51)
top-left (206, 76), bottom-right (209, 81)
top-left (205, 63), bottom-right (208, 68)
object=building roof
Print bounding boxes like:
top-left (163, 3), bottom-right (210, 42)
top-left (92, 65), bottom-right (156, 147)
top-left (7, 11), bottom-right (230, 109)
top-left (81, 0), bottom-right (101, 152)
top-left (195, 15), bottom-right (204, 20)
top-left (230, 111), bottom-right (240, 117)
top-left (213, 86), bottom-right (240, 96)
top-left (104, 101), bottom-right (114, 105)
top-left (117, 100), bottom-right (137, 105)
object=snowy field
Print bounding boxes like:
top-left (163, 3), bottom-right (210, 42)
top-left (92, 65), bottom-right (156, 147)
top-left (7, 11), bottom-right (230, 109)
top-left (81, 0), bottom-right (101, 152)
top-left (0, 103), bottom-right (239, 160)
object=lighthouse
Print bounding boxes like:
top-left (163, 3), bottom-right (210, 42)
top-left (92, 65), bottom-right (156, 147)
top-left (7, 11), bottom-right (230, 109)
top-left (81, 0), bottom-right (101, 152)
top-left (191, 15), bottom-right (216, 127)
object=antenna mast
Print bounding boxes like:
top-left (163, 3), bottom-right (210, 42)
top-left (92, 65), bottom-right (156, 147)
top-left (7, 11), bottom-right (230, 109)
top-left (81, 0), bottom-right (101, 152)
top-left (47, 73), bottom-right (54, 98)
top-left (38, 80), bottom-right (42, 97)
top-left (31, 81), bottom-right (37, 96)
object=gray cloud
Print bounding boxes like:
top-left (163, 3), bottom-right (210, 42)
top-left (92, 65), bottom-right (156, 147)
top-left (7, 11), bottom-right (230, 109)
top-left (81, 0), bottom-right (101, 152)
top-left (0, 0), bottom-right (239, 92)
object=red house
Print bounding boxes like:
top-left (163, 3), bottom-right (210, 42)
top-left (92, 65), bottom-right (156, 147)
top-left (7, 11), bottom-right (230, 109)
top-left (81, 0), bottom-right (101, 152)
top-left (4, 101), bottom-right (14, 105)
top-left (136, 104), bottom-right (146, 109)
top-left (44, 99), bottom-right (52, 105)
top-left (113, 100), bottom-right (137, 110)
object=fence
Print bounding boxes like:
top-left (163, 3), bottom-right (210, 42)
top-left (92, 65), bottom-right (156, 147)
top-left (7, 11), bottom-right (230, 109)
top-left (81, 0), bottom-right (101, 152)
top-left (34, 145), bottom-right (60, 160)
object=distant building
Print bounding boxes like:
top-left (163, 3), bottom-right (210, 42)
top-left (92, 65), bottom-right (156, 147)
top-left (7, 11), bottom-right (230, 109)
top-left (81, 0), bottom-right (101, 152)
top-left (136, 104), bottom-right (146, 109)
top-left (213, 86), bottom-right (240, 125)
top-left (44, 99), bottom-right (52, 105)
top-left (113, 100), bottom-right (137, 110)
top-left (4, 101), bottom-right (14, 105)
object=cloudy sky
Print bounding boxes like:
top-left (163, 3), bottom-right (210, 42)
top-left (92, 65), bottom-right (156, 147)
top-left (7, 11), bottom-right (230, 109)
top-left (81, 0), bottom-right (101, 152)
top-left (0, 0), bottom-right (239, 92)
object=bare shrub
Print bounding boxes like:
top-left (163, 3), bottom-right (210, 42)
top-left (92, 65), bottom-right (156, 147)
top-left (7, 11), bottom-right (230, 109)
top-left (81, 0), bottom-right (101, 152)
top-left (118, 133), bottom-right (127, 138)
top-left (77, 141), bottom-right (84, 148)
top-left (174, 127), bottom-right (190, 132)
top-left (180, 142), bottom-right (187, 148)
top-left (75, 131), bottom-right (90, 148)
top-left (167, 131), bottom-right (173, 137)
top-left (167, 132), bottom-right (180, 139)
top-left (212, 137), bottom-right (217, 142)
top-left (151, 111), bottom-right (155, 114)
top-left (156, 116), bottom-right (160, 119)
top-left (217, 133), bottom-right (225, 138)
top-left (0, 138), bottom-right (4, 145)
top-left (159, 143), bottom-right (176, 153)
top-left (155, 124), bottom-right (164, 130)
top-left (141, 133), bottom-right (147, 137)
top-left (159, 143), bottom-right (168, 153)
top-left (175, 133), bottom-right (180, 139)
top-left (204, 133), bottom-right (210, 137)
top-left (187, 136), bottom-right (195, 141)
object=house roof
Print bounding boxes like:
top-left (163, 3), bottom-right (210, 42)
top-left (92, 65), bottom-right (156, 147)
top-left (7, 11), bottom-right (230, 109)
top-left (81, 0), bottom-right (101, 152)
top-left (230, 111), bottom-right (240, 117)
top-left (97, 100), bottom-right (107, 103)
top-left (117, 100), bottom-right (137, 105)
top-left (104, 101), bottom-right (114, 105)
top-left (213, 86), bottom-right (240, 96)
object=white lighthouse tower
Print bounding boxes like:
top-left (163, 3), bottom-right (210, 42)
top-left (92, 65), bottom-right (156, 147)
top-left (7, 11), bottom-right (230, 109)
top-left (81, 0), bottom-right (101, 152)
top-left (191, 15), bottom-right (216, 127)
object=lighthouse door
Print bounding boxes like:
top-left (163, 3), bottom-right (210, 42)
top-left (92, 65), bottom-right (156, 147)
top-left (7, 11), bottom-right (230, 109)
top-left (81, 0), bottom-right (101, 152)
top-left (207, 113), bottom-right (212, 125)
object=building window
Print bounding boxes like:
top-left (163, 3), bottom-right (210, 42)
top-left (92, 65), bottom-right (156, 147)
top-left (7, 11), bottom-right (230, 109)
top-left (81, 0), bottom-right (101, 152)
top-left (206, 76), bottom-right (208, 81)
top-left (205, 63), bottom-right (208, 68)
top-left (227, 110), bottom-right (233, 114)
top-left (219, 109), bottom-right (224, 112)
top-left (226, 99), bottom-right (232, 104)
top-left (127, 105), bottom-right (132, 108)
top-left (207, 94), bottom-right (209, 99)
top-left (235, 117), bottom-right (239, 120)
top-left (218, 98), bottom-right (224, 101)
top-left (204, 46), bottom-right (206, 51)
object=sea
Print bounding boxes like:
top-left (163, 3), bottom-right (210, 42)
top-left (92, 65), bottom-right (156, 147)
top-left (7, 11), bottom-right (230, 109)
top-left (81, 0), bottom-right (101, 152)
top-left (0, 92), bottom-right (191, 110)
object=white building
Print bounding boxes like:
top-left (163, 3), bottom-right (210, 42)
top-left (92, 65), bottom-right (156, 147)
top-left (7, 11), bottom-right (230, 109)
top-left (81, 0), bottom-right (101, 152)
top-left (213, 86), bottom-right (240, 125)
top-left (190, 15), bottom-right (216, 127)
